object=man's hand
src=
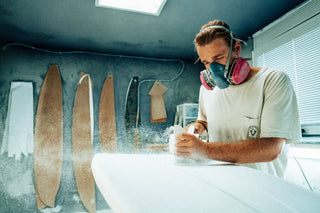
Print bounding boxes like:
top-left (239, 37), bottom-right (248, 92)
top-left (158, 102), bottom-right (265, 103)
top-left (184, 122), bottom-right (206, 135)
top-left (175, 133), bottom-right (207, 159)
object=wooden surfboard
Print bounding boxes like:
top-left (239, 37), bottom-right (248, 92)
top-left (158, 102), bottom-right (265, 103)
top-left (125, 77), bottom-right (140, 149)
top-left (99, 74), bottom-right (117, 152)
top-left (72, 72), bottom-right (96, 213)
top-left (34, 65), bottom-right (63, 209)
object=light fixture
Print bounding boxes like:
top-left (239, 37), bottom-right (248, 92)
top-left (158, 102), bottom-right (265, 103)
top-left (95, 0), bottom-right (167, 16)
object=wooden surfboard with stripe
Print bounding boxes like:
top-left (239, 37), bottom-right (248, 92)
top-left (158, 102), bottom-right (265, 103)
top-left (34, 65), bottom-right (63, 209)
top-left (72, 72), bottom-right (96, 213)
top-left (99, 74), bottom-right (117, 152)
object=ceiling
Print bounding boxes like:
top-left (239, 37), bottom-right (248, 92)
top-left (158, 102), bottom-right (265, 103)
top-left (0, 0), bottom-right (307, 61)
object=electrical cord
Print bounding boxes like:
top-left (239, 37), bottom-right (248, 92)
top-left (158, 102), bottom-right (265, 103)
top-left (2, 43), bottom-right (184, 64)
top-left (2, 43), bottom-right (185, 129)
top-left (133, 59), bottom-right (184, 150)
top-left (136, 60), bottom-right (184, 125)
top-left (292, 155), bottom-right (313, 191)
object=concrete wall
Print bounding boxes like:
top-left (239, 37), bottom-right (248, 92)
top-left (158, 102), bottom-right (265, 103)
top-left (0, 45), bottom-right (202, 212)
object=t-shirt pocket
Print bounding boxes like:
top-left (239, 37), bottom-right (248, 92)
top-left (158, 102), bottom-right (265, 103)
top-left (244, 115), bottom-right (261, 139)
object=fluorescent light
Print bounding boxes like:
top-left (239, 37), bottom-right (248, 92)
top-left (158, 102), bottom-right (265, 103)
top-left (95, 0), bottom-right (167, 16)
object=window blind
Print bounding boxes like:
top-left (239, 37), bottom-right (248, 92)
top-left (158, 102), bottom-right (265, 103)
top-left (252, 0), bottom-right (320, 134)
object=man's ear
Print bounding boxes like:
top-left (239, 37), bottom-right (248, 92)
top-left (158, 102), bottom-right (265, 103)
top-left (234, 41), bottom-right (241, 55)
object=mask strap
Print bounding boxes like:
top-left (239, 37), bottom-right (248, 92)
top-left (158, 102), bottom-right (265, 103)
top-left (225, 32), bottom-right (233, 71)
top-left (200, 25), bottom-right (230, 33)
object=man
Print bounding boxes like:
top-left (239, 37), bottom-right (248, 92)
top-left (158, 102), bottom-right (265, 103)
top-left (175, 20), bottom-right (301, 178)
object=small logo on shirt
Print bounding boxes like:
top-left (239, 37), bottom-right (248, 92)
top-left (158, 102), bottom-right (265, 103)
top-left (247, 126), bottom-right (258, 139)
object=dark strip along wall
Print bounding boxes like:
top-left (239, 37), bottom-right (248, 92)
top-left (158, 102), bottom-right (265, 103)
top-left (0, 45), bottom-right (202, 212)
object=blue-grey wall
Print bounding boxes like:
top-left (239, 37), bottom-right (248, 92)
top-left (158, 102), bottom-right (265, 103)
top-left (241, 37), bottom-right (253, 65)
top-left (0, 45), bottom-right (202, 212)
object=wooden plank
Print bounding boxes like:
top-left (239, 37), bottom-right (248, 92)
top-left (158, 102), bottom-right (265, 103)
top-left (149, 81), bottom-right (168, 123)
top-left (34, 65), bottom-right (63, 209)
top-left (150, 95), bottom-right (167, 122)
top-left (99, 74), bottom-right (117, 152)
top-left (72, 72), bottom-right (96, 213)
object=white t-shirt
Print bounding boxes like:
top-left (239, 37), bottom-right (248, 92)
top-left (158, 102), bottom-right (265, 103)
top-left (198, 67), bottom-right (301, 178)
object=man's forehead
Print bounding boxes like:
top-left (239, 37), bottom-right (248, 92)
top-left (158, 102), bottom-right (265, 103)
top-left (198, 48), bottom-right (228, 63)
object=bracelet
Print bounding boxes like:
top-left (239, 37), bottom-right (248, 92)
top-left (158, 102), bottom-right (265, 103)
top-left (195, 120), bottom-right (208, 133)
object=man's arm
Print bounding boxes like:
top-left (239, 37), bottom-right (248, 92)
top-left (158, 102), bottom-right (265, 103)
top-left (175, 134), bottom-right (285, 164)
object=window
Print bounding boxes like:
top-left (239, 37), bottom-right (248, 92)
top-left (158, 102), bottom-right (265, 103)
top-left (252, 0), bottom-right (320, 141)
top-left (95, 0), bottom-right (167, 16)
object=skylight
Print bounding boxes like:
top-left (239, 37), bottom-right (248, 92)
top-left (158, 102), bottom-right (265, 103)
top-left (95, 0), bottom-right (167, 16)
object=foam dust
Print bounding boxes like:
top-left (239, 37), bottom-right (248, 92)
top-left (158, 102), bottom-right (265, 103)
top-left (74, 209), bottom-right (113, 213)
top-left (72, 194), bottom-right (81, 203)
top-left (39, 205), bottom-right (62, 213)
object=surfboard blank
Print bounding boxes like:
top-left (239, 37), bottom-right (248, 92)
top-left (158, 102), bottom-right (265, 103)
top-left (1, 81), bottom-right (34, 160)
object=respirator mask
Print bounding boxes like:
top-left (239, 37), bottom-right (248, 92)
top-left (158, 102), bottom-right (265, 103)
top-left (199, 26), bottom-right (250, 90)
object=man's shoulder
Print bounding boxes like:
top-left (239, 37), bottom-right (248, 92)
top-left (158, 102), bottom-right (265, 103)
top-left (260, 67), bottom-right (293, 93)
top-left (262, 67), bottom-right (288, 79)
top-left (258, 67), bottom-right (290, 84)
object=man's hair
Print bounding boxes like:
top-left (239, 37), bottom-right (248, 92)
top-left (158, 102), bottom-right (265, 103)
top-left (194, 20), bottom-right (237, 50)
